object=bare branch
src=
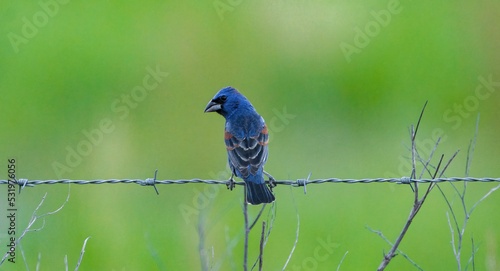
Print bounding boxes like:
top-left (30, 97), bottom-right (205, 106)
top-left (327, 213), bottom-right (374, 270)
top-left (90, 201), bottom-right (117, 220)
top-left (440, 115), bottom-right (486, 271)
top-left (446, 212), bottom-right (459, 269)
top-left (263, 202), bottom-right (276, 247)
top-left (249, 201), bottom-right (276, 270)
top-left (420, 154), bottom-right (444, 203)
top-left (448, 182), bottom-right (468, 219)
top-left (466, 114), bottom-right (480, 177)
top-left (469, 184), bottom-right (500, 216)
top-left (377, 102), bottom-right (436, 271)
top-left (436, 151), bottom-right (459, 179)
top-left (401, 141), bottom-right (439, 178)
top-left (249, 204), bottom-right (267, 231)
top-left (282, 213), bottom-right (299, 271)
top-left (337, 251), bottom-right (349, 271)
top-left (436, 185), bottom-right (460, 233)
top-left (259, 221), bottom-right (265, 271)
top-left (419, 137), bottom-right (441, 179)
top-left (367, 227), bottom-right (423, 270)
top-left (283, 190), bottom-right (300, 270)
top-left (251, 220), bottom-right (268, 271)
top-left (75, 237), bottom-right (91, 271)
top-left (1, 185), bottom-right (71, 267)
top-left (243, 185), bottom-right (249, 271)
top-left (413, 100), bottom-right (428, 141)
top-left (411, 125), bottom-right (418, 197)
top-left (37, 252), bottom-right (41, 271)
top-left (19, 243), bottom-right (28, 271)
top-left (464, 234), bottom-right (478, 271)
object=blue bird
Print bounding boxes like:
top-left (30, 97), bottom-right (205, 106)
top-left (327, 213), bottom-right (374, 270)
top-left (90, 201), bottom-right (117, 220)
top-left (204, 87), bottom-right (275, 205)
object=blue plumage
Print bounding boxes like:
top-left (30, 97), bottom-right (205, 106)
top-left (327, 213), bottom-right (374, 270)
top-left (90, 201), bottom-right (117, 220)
top-left (205, 87), bottom-right (275, 205)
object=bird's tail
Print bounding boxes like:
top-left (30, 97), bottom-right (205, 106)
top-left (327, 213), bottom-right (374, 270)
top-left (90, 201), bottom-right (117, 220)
top-left (245, 180), bottom-right (275, 205)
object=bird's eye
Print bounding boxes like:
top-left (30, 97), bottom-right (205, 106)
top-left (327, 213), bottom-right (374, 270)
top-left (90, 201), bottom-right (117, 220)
top-left (220, 95), bottom-right (227, 102)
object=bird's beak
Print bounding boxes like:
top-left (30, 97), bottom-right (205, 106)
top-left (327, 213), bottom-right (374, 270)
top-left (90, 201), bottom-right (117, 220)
top-left (204, 100), bottom-right (222, 113)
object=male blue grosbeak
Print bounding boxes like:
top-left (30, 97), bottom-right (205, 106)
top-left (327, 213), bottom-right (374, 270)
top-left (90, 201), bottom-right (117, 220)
top-left (204, 87), bottom-right (275, 205)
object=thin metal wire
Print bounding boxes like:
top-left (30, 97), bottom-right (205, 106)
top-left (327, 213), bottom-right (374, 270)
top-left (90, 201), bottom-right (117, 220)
top-left (1, 176), bottom-right (500, 190)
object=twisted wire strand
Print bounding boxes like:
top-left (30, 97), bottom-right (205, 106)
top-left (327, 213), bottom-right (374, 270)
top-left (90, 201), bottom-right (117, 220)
top-left (1, 177), bottom-right (500, 189)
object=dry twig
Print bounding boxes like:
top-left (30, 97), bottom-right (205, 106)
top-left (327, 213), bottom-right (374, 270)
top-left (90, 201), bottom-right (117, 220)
top-left (283, 189), bottom-right (300, 270)
top-left (259, 221), bottom-right (265, 271)
top-left (0, 187), bottom-right (71, 267)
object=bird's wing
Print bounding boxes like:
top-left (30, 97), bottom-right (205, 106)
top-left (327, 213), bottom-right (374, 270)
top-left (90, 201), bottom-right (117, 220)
top-left (225, 125), bottom-right (269, 178)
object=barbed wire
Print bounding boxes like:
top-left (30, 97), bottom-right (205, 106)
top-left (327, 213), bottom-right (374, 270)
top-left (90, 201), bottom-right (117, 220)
top-left (1, 173), bottom-right (500, 194)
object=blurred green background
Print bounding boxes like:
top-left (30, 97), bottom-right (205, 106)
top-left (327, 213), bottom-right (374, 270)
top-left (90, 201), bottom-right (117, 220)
top-left (1, 0), bottom-right (500, 270)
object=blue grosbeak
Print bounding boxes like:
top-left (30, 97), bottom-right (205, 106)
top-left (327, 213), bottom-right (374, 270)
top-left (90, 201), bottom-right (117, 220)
top-left (204, 87), bottom-right (275, 205)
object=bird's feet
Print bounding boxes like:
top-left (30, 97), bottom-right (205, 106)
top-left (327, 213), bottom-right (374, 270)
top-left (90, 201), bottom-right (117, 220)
top-left (264, 171), bottom-right (277, 192)
top-left (226, 174), bottom-right (235, 191)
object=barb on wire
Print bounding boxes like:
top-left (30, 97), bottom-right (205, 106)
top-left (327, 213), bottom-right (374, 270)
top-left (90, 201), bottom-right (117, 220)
top-left (292, 172), bottom-right (311, 194)
top-left (140, 169), bottom-right (159, 195)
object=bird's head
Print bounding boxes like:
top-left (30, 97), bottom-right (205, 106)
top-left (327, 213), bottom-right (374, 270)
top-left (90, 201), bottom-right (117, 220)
top-left (204, 86), bottom-right (248, 118)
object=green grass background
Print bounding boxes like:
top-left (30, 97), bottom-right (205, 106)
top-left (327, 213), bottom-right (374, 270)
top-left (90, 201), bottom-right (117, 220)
top-left (1, 1), bottom-right (500, 270)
